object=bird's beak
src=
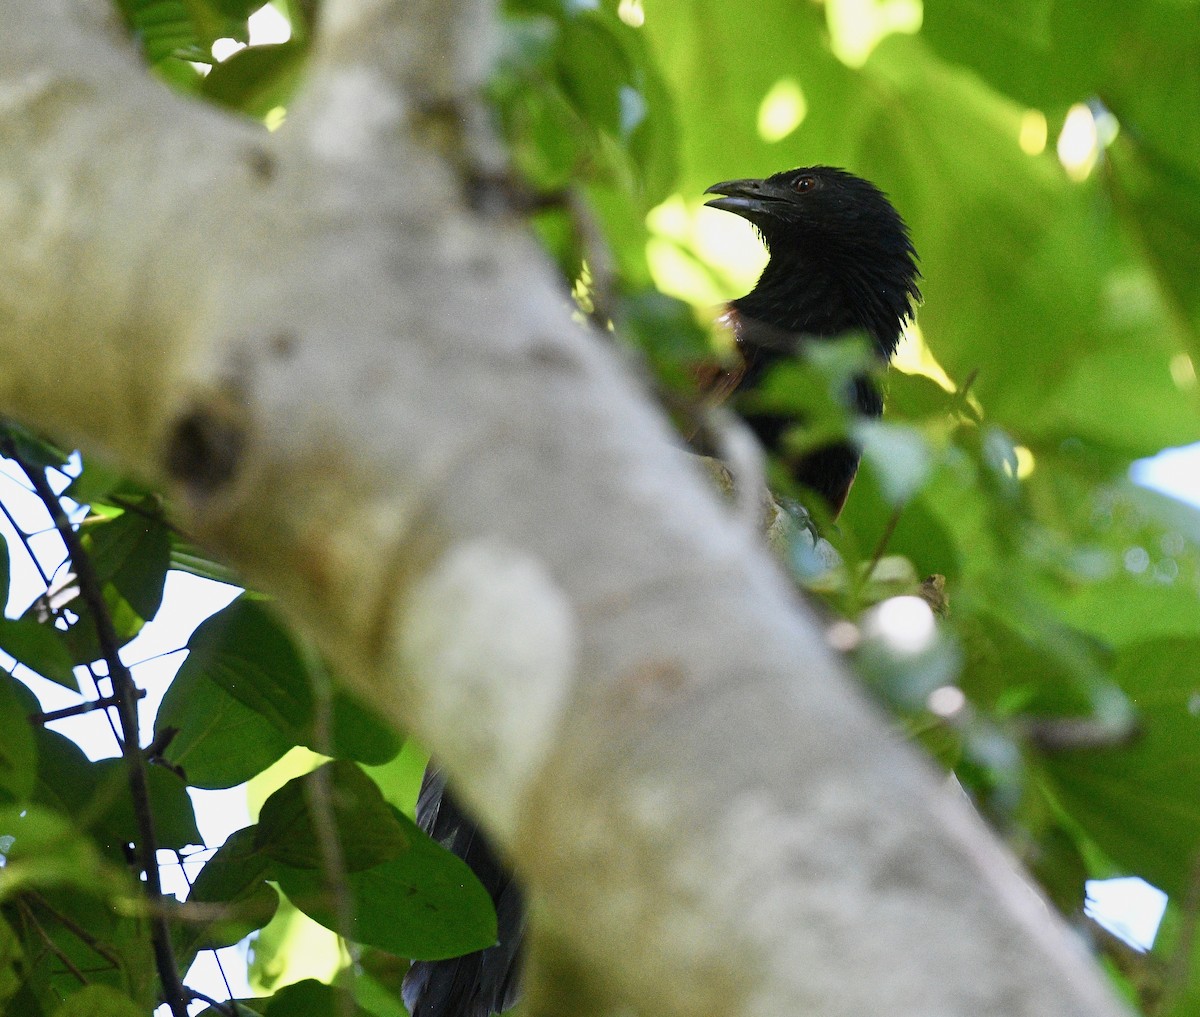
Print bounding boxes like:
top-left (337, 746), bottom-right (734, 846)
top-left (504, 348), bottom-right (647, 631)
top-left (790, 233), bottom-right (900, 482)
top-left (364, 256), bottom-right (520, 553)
top-left (703, 178), bottom-right (770, 217)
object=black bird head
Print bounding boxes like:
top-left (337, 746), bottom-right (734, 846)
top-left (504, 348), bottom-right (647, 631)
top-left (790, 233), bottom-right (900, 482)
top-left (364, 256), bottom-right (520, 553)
top-left (705, 166), bottom-right (920, 358)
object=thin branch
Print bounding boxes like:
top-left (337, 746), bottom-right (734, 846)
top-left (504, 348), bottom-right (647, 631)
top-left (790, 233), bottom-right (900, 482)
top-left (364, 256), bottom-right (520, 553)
top-left (864, 502), bottom-right (905, 589)
top-left (0, 446), bottom-right (126, 744)
top-left (188, 988), bottom-right (244, 1016)
top-left (303, 661), bottom-right (356, 1017)
top-left (23, 890), bottom-right (125, 970)
top-left (16, 898), bottom-right (91, 986)
top-left (6, 441), bottom-right (190, 1017)
top-left (28, 688), bottom-right (145, 725)
top-left (0, 489), bottom-right (49, 585)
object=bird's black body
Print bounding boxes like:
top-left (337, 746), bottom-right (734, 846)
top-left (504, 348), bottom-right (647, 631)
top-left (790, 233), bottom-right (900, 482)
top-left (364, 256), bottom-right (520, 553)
top-left (704, 165), bottom-right (920, 513)
top-left (402, 167), bottom-right (919, 1017)
top-left (402, 770), bottom-right (524, 1017)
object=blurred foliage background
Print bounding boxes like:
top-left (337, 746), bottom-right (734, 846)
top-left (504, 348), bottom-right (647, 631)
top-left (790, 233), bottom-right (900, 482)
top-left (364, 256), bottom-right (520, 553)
top-left (2, 0), bottom-right (1200, 1015)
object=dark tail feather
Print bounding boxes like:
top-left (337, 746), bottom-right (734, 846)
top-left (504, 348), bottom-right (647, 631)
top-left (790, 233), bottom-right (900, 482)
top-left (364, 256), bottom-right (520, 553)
top-left (402, 767), bottom-right (524, 1017)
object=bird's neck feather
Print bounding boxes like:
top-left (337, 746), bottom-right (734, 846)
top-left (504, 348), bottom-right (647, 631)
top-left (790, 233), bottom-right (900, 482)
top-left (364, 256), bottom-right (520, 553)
top-left (732, 244), bottom-right (911, 359)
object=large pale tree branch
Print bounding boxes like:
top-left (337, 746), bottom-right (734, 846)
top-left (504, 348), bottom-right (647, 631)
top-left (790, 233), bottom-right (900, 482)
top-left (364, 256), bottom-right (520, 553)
top-left (0, 1), bottom-right (1130, 1014)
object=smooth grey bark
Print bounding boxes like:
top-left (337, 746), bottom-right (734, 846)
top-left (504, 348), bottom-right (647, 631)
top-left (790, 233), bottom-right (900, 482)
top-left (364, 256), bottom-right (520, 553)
top-left (0, 1), bottom-right (1130, 1015)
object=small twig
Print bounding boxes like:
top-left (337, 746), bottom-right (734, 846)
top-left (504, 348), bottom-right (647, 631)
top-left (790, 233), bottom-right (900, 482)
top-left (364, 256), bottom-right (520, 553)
top-left (28, 688), bottom-right (145, 726)
top-left (864, 503), bottom-right (905, 586)
top-left (304, 660), bottom-right (356, 1017)
top-left (188, 988), bottom-right (243, 1016)
top-left (949, 367), bottom-right (979, 416)
top-left (1022, 715), bottom-right (1141, 753)
top-left (0, 492), bottom-right (49, 585)
top-left (7, 442), bottom-right (190, 1017)
top-left (24, 890), bottom-right (124, 970)
top-left (0, 454), bottom-right (125, 746)
top-left (17, 898), bottom-right (91, 986)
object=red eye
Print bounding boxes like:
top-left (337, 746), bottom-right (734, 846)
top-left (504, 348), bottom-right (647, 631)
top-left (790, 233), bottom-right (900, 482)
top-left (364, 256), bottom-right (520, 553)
top-left (793, 175), bottom-right (816, 193)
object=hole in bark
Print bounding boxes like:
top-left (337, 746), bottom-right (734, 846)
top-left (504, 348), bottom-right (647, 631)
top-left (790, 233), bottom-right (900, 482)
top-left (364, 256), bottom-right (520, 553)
top-left (163, 405), bottom-right (246, 492)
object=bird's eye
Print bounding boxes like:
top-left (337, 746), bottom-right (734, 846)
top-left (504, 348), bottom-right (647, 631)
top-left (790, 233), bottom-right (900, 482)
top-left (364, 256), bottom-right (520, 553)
top-left (793, 175), bottom-right (817, 193)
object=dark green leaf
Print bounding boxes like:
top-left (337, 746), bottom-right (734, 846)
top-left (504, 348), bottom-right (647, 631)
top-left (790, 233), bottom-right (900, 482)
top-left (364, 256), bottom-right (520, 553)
top-left (61, 459), bottom-right (153, 510)
top-left (44, 589), bottom-right (146, 667)
top-left (29, 729), bottom-right (200, 858)
top-left (48, 984), bottom-right (142, 1017)
top-left (256, 762), bottom-right (409, 873)
top-left (116, 0), bottom-right (249, 64)
top-left (1042, 638), bottom-right (1200, 898)
top-left (0, 421), bottom-right (70, 472)
top-left (263, 979), bottom-right (371, 1017)
top-left (0, 914), bottom-right (21, 1005)
top-left (201, 41), bottom-right (308, 119)
top-left (154, 639), bottom-right (295, 789)
top-left (88, 760), bottom-right (201, 852)
top-left (0, 535), bottom-right (11, 607)
top-left (184, 596), bottom-right (315, 740)
top-left (0, 805), bottom-right (121, 899)
top-left (170, 596), bottom-right (401, 768)
top-left (169, 536), bottom-right (243, 585)
top-left (175, 827), bottom-right (278, 963)
top-left (328, 689), bottom-right (403, 767)
top-left (0, 675), bottom-right (36, 804)
top-left (272, 805), bottom-right (497, 959)
top-left (81, 506), bottom-right (172, 621)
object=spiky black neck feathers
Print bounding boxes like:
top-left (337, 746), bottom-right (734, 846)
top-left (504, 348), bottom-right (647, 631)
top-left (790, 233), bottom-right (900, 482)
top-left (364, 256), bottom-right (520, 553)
top-left (706, 166), bottom-right (920, 360)
top-left (734, 227), bottom-right (919, 359)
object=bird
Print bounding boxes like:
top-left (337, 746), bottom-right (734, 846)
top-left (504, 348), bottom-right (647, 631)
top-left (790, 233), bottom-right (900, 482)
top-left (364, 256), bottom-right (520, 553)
top-left (402, 768), bottom-right (524, 1017)
top-left (401, 166), bottom-right (920, 1017)
top-left (702, 165), bottom-right (921, 515)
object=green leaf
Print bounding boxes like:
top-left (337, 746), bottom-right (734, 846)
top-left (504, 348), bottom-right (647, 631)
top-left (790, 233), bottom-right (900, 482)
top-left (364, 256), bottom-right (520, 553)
top-left (0, 674), bottom-right (36, 803)
top-left (155, 640), bottom-right (296, 789)
top-left (87, 760), bottom-right (201, 853)
top-left (0, 805), bottom-right (120, 901)
top-left (328, 689), bottom-right (404, 768)
top-left (855, 420), bottom-right (935, 505)
top-left (81, 506), bottom-right (172, 621)
top-left (170, 596), bottom-right (401, 768)
top-left (1110, 138), bottom-right (1200, 350)
top-left (195, 1007), bottom-right (264, 1017)
top-left (184, 596), bottom-right (315, 740)
top-left (30, 729), bottom-right (200, 858)
top-left (50, 984), bottom-right (142, 1017)
top-left (921, 0), bottom-right (1125, 111)
top-left (0, 535), bottom-right (11, 607)
top-left (29, 589), bottom-right (146, 668)
top-left (0, 915), bottom-right (22, 1005)
top-left (201, 40), bottom-right (308, 119)
top-left (116, 0), bottom-right (249, 64)
top-left (256, 761), bottom-right (409, 873)
top-left (175, 827), bottom-right (278, 964)
top-left (272, 805), bottom-right (497, 959)
top-left (263, 978), bottom-right (371, 1017)
top-left (0, 421), bottom-right (70, 472)
top-left (1042, 637), bottom-right (1200, 898)
top-left (61, 459), bottom-right (153, 510)
top-left (169, 536), bottom-right (243, 585)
